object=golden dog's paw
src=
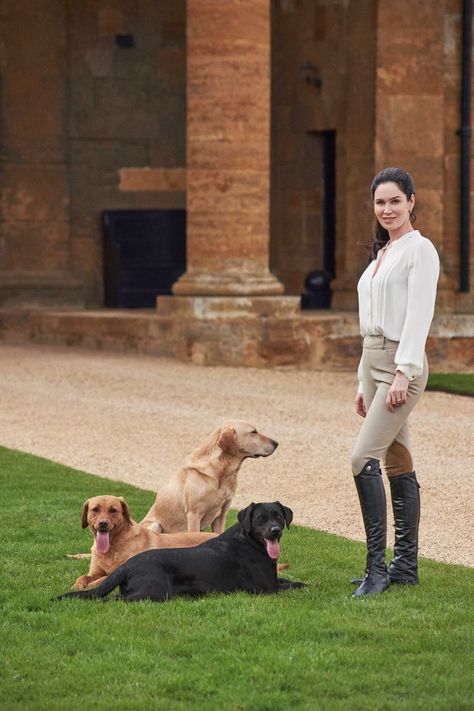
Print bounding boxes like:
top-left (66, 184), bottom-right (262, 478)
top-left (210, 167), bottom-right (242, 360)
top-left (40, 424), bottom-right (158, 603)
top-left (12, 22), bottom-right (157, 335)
top-left (72, 576), bottom-right (91, 590)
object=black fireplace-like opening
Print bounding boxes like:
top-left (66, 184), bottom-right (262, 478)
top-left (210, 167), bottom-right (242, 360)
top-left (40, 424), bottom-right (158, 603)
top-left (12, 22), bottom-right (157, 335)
top-left (102, 209), bottom-right (186, 308)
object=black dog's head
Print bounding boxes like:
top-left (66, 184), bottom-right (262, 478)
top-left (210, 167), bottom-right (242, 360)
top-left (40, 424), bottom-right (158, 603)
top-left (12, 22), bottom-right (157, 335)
top-left (237, 502), bottom-right (293, 560)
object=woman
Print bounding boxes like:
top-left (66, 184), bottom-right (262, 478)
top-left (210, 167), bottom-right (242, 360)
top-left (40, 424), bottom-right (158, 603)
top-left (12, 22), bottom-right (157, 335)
top-left (351, 167), bottom-right (439, 598)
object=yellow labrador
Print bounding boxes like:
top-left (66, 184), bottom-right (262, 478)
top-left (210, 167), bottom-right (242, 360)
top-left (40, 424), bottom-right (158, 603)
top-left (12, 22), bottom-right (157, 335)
top-left (140, 420), bottom-right (278, 534)
top-left (73, 495), bottom-right (215, 590)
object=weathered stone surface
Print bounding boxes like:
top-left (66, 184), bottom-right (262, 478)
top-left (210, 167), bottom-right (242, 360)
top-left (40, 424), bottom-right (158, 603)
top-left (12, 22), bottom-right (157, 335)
top-left (0, 274), bottom-right (84, 309)
top-left (2, 308), bottom-right (472, 373)
top-left (0, 0), bottom-right (471, 316)
top-left (2, 222), bottom-right (70, 273)
top-left (119, 168), bottom-right (187, 192)
top-left (1, 164), bottom-right (69, 223)
top-left (157, 295), bottom-right (300, 318)
top-left (174, 0), bottom-right (282, 296)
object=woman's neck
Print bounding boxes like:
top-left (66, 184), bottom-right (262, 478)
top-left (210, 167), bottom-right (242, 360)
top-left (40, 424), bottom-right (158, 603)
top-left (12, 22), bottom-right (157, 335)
top-left (388, 221), bottom-right (414, 242)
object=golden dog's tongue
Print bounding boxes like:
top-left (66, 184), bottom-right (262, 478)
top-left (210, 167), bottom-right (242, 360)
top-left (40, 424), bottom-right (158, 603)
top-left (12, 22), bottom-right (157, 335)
top-left (96, 531), bottom-right (110, 554)
top-left (265, 539), bottom-right (280, 559)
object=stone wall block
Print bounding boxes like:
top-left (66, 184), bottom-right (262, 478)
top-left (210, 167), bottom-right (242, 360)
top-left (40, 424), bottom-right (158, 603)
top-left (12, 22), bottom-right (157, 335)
top-left (1, 164), bottom-right (69, 222)
top-left (2, 72), bottom-right (66, 161)
top-left (2, 222), bottom-right (69, 272)
top-left (376, 96), bottom-right (445, 162)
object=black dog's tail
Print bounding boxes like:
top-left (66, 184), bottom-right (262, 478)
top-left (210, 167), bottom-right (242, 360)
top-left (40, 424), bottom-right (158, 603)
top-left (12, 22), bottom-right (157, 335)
top-left (53, 567), bottom-right (126, 601)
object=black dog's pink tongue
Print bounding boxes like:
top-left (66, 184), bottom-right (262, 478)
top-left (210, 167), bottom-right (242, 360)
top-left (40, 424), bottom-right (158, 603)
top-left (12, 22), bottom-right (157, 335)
top-left (265, 539), bottom-right (280, 560)
top-left (96, 531), bottom-right (110, 554)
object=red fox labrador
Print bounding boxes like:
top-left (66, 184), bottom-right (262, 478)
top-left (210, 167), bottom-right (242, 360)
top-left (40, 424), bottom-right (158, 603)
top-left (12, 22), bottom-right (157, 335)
top-left (140, 420), bottom-right (278, 534)
top-left (73, 495), bottom-right (215, 590)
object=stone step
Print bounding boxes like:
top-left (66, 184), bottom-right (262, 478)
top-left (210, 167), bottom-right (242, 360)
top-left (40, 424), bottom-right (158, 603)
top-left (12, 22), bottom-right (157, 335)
top-left (0, 307), bottom-right (473, 372)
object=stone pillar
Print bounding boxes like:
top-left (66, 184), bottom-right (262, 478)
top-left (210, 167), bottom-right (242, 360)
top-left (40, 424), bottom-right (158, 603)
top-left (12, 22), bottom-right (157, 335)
top-left (373, 0), bottom-right (455, 311)
top-left (172, 0), bottom-right (283, 295)
top-left (0, 0), bottom-right (83, 308)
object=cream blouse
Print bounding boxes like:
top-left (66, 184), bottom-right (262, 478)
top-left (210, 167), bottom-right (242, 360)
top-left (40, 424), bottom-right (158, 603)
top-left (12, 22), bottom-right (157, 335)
top-left (357, 229), bottom-right (439, 393)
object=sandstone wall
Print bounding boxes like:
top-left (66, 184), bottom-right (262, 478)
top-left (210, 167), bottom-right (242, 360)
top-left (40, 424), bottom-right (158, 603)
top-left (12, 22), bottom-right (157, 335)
top-left (0, 0), bottom-right (186, 306)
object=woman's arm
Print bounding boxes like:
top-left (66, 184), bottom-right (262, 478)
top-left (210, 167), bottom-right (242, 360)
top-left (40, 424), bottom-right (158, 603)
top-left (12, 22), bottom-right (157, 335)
top-left (394, 239), bottom-right (440, 381)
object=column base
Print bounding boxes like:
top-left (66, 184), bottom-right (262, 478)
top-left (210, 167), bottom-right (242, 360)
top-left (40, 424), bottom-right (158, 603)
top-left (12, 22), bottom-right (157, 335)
top-left (172, 269), bottom-right (284, 296)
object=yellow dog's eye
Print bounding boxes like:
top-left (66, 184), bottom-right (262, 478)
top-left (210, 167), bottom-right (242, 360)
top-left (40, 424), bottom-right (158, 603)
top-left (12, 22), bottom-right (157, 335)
top-left (109, 508), bottom-right (117, 513)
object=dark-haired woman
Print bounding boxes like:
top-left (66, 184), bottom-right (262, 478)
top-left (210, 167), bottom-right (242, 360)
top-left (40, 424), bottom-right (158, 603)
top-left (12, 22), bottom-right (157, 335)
top-left (351, 167), bottom-right (439, 598)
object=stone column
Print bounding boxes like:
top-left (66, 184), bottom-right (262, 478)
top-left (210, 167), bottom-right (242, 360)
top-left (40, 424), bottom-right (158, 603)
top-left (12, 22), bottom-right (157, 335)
top-left (0, 0), bottom-right (83, 308)
top-left (373, 0), bottom-right (455, 311)
top-left (172, 0), bottom-right (283, 295)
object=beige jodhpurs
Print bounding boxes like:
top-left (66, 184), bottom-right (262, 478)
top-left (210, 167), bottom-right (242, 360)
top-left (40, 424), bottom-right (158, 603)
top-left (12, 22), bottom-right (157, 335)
top-left (351, 336), bottom-right (429, 476)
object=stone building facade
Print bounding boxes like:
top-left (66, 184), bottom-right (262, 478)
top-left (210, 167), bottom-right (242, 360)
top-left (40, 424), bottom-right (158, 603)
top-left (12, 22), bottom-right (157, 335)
top-left (0, 0), bottom-right (473, 368)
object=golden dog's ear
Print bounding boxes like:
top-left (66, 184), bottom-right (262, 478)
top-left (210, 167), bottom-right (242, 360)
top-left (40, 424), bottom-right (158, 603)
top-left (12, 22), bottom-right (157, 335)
top-left (81, 500), bottom-right (90, 529)
top-left (119, 498), bottom-right (132, 526)
top-left (217, 427), bottom-right (237, 455)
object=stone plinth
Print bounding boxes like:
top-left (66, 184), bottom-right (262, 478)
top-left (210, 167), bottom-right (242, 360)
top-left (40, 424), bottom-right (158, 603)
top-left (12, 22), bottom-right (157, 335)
top-left (2, 307), bottom-right (472, 373)
top-left (157, 295), bottom-right (299, 319)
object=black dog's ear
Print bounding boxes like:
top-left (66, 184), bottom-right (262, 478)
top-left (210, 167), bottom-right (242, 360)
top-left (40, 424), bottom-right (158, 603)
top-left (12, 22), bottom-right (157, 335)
top-left (237, 503), bottom-right (256, 533)
top-left (275, 501), bottom-right (293, 528)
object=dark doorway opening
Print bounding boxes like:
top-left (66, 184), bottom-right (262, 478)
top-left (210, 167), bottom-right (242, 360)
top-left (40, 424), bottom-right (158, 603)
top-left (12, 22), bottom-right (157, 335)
top-left (270, 122), bottom-right (336, 306)
top-left (320, 130), bottom-right (336, 279)
top-left (300, 129), bottom-right (336, 309)
top-left (102, 210), bottom-right (186, 308)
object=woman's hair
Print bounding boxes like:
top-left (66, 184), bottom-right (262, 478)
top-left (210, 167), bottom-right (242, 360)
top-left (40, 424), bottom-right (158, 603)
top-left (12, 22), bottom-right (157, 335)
top-left (368, 167), bottom-right (416, 261)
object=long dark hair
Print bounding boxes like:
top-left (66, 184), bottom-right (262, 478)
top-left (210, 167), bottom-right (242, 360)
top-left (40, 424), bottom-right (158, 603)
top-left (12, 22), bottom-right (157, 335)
top-left (369, 167), bottom-right (416, 261)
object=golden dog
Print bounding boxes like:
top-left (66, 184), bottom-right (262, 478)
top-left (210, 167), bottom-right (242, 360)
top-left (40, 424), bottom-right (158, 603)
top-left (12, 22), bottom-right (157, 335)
top-left (140, 420), bottom-right (278, 534)
top-left (73, 495), bottom-right (215, 590)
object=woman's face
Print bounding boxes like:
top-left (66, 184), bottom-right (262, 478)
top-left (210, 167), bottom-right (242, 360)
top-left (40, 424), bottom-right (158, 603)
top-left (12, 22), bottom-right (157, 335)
top-left (373, 181), bottom-right (415, 234)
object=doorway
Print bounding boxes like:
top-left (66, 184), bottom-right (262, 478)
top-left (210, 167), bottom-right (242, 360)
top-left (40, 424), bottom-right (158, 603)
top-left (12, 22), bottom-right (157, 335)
top-left (270, 129), bottom-right (336, 296)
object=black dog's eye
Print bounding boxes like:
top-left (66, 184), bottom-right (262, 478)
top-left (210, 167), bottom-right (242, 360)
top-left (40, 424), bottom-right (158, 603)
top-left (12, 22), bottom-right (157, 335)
top-left (256, 514), bottom-right (266, 523)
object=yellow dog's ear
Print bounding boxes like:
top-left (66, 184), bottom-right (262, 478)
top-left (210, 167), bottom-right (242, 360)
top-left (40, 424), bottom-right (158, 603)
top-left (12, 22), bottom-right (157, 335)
top-left (81, 500), bottom-right (90, 529)
top-left (217, 427), bottom-right (237, 455)
top-left (119, 498), bottom-right (133, 526)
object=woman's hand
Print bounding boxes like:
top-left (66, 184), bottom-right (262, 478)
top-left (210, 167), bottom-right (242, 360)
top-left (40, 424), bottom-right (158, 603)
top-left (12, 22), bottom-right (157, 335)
top-left (386, 371), bottom-right (409, 412)
top-left (355, 392), bottom-right (366, 418)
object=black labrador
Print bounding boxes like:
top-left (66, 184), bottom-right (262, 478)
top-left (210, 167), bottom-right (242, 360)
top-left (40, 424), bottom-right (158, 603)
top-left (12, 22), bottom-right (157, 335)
top-left (55, 502), bottom-right (306, 602)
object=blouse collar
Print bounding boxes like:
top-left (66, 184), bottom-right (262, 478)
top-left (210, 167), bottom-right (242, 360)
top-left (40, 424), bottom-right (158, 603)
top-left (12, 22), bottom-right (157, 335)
top-left (390, 229), bottom-right (420, 247)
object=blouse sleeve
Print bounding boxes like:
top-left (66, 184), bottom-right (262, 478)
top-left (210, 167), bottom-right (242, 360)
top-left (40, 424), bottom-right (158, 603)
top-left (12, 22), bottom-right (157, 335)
top-left (395, 239), bottom-right (440, 380)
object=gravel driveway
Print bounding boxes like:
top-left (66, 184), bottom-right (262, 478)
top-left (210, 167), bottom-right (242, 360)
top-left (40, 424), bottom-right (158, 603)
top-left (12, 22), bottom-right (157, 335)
top-left (0, 344), bottom-right (472, 567)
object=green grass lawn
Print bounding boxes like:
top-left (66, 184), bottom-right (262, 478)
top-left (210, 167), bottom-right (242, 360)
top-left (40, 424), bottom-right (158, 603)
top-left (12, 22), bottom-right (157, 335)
top-left (427, 373), bottom-right (474, 397)
top-left (1, 447), bottom-right (473, 711)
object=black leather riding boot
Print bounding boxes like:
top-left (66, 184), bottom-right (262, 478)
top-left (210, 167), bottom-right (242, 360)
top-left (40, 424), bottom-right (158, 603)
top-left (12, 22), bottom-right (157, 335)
top-left (352, 459), bottom-right (390, 598)
top-left (387, 471), bottom-right (420, 584)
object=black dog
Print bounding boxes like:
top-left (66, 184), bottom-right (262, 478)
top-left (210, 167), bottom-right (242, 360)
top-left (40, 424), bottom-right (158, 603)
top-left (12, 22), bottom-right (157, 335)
top-left (55, 502), bottom-right (306, 602)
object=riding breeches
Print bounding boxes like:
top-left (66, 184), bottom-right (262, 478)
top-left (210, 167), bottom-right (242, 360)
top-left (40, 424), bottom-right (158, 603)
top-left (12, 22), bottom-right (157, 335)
top-left (351, 336), bottom-right (428, 476)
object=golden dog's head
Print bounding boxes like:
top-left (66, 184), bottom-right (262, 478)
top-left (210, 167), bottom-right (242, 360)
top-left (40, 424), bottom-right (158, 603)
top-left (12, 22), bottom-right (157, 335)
top-left (81, 495), bottom-right (132, 554)
top-left (217, 420), bottom-right (278, 459)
